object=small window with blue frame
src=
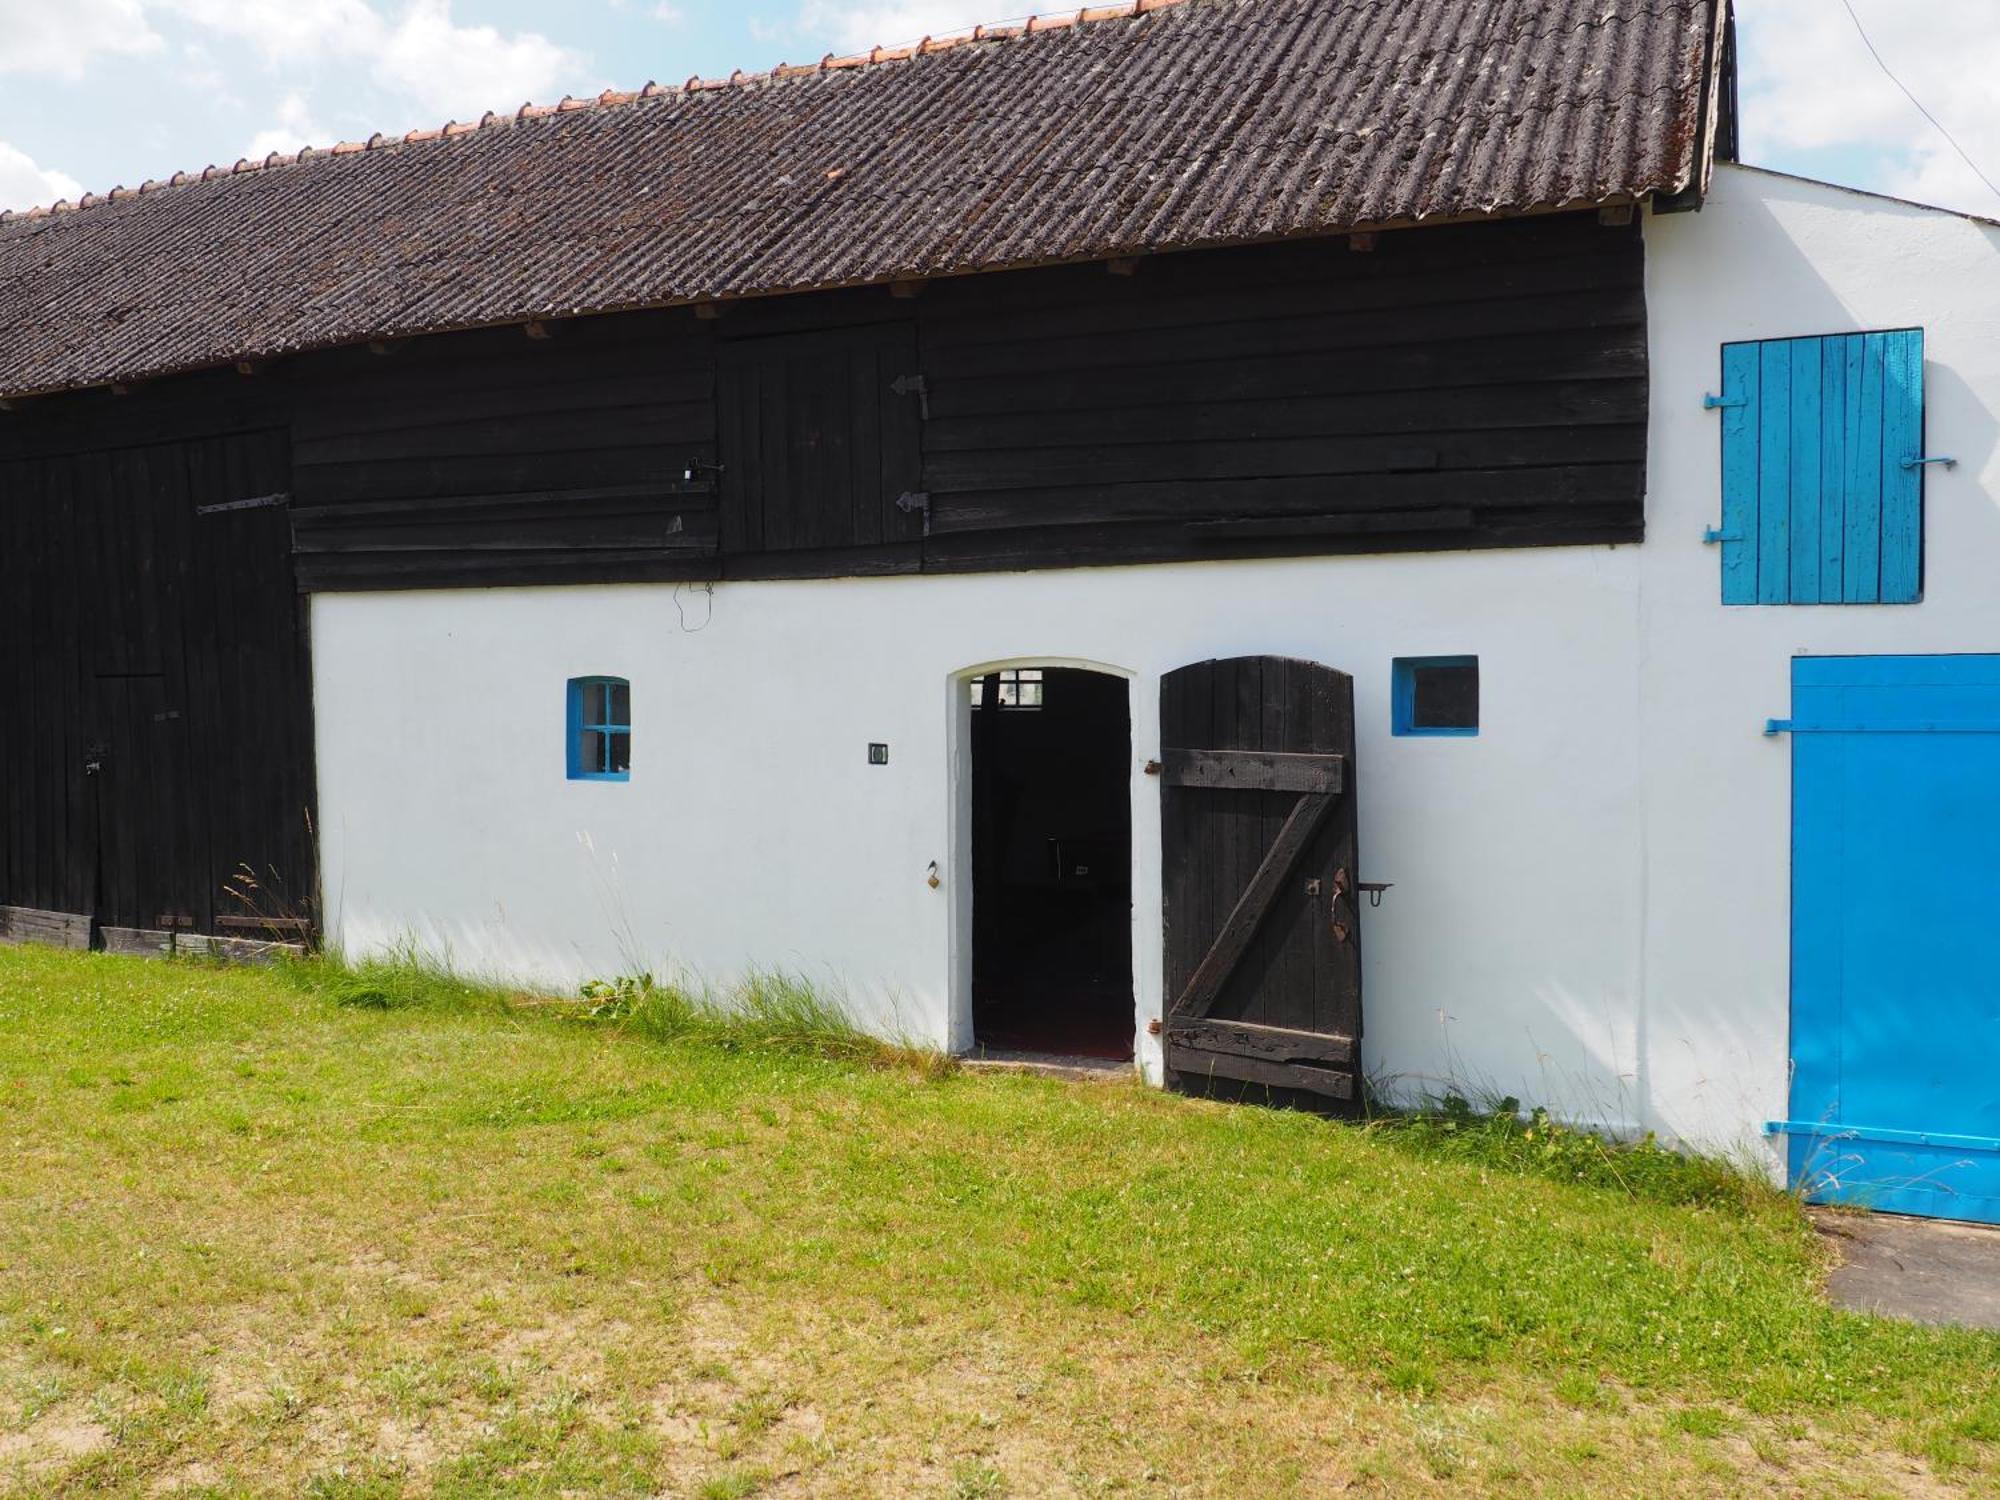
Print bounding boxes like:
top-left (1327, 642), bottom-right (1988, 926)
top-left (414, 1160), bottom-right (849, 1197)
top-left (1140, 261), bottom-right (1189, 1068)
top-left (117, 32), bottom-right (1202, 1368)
top-left (567, 677), bottom-right (631, 780)
top-left (1392, 656), bottom-right (1478, 737)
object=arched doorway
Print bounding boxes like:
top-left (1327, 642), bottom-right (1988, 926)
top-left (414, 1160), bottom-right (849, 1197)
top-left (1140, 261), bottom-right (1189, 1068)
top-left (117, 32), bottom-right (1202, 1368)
top-left (965, 664), bottom-right (1133, 1060)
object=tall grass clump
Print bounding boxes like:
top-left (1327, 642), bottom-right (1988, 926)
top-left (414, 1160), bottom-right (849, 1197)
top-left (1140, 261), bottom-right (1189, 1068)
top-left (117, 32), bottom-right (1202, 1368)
top-left (279, 944), bottom-right (527, 1016)
top-left (579, 968), bottom-right (887, 1063)
top-left (281, 947), bottom-right (939, 1071)
top-left (1364, 1092), bottom-right (1774, 1213)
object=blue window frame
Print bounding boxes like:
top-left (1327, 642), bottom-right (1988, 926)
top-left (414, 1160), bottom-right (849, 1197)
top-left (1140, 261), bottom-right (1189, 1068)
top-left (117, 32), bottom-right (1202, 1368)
top-left (1712, 328), bottom-right (1925, 605)
top-left (1392, 656), bottom-right (1478, 737)
top-left (567, 677), bottom-right (631, 781)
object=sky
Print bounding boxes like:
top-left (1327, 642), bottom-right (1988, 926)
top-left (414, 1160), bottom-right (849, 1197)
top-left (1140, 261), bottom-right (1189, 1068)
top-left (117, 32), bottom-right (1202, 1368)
top-left (0, 0), bottom-right (1997, 221)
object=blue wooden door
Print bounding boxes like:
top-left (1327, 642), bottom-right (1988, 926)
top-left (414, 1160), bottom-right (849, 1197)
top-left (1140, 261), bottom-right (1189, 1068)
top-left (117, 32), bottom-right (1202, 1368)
top-left (1783, 655), bottom-right (2000, 1223)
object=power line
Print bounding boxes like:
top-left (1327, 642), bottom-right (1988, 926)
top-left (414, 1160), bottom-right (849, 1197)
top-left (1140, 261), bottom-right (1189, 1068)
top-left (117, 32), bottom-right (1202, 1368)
top-left (1837, 0), bottom-right (2000, 204)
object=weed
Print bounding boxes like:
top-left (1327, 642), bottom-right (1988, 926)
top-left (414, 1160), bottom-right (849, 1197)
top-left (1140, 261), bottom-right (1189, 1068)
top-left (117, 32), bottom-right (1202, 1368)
top-left (1365, 1093), bottom-right (1767, 1211)
top-left (697, 1467), bottom-right (771, 1500)
top-left (951, 1458), bottom-right (1007, 1498)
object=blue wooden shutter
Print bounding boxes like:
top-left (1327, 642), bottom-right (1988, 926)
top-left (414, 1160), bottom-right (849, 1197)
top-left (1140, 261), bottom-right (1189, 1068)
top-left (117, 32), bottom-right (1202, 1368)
top-left (1717, 328), bottom-right (1923, 604)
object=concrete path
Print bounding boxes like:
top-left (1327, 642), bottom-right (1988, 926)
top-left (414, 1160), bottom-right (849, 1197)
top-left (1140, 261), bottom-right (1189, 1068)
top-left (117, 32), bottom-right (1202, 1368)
top-left (1813, 1209), bottom-right (2000, 1330)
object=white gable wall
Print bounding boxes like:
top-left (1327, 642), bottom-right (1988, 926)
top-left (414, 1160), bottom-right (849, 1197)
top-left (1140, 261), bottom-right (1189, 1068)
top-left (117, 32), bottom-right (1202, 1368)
top-left (310, 163), bottom-right (2000, 1159)
top-left (1637, 164), bottom-right (2000, 1152)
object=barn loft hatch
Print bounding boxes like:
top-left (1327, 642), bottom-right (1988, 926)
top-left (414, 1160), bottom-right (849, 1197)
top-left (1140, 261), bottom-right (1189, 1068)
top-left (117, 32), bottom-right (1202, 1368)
top-left (969, 668), bottom-right (1133, 1061)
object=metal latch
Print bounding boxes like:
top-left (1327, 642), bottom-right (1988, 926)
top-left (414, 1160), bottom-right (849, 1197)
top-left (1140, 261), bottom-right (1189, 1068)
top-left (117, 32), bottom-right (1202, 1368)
top-left (1703, 393), bottom-right (1745, 410)
top-left (890, 373), bottom-right (930, 418)
top-left (1900, 454), bottom-right (1957, 470)
top-left (1701, 526), bottom-right (1742, 545)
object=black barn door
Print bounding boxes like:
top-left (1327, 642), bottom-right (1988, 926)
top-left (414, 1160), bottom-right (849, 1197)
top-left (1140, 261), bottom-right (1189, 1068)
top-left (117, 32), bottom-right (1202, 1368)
top-left (1, 429), bottom-right (314, 943)
top-left (1160, 657), bottom-right (1361, 1107)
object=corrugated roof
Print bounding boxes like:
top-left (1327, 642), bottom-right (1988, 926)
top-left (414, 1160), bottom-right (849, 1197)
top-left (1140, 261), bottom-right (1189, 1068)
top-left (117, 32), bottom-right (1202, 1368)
top-left (0, 0), bottom-right (1725, 400)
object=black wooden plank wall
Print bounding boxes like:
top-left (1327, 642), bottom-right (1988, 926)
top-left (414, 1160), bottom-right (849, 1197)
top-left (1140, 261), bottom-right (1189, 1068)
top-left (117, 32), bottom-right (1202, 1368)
top-left (0, 425), bottom-right (314, 931)
top-left (283, 210), bottom-right (1646, 588)
top-left (289, 311), bottom-right (721, 590)
top-left (912, 213), bottom-right (1646, 571)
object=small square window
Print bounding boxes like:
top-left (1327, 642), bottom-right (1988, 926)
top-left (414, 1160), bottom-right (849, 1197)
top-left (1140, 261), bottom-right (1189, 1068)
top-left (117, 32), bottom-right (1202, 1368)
top-left (567, 676), bottom-right (632, 779)
top-left (1393, 656), bottom-right (1478, 737)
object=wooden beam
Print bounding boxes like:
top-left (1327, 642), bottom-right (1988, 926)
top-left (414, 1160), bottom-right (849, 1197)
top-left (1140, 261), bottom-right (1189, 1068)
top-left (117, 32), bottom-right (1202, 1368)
top-left (1165, 1045), bottom-right (1355, 1100)
top-left (693, 302), bottom-right (723, 320)
top-left (1106, 257), bottom-right (1139, 276)
top-left (1161, 748), bottom-right (1344, 794)
top-left (235, 360), bottom-right (260, 375)
top-left (523, 319), bottom-right (551, 339)
top-left (889, 280), bottom-right (923, 299)
top-left (367, 340), bottom-right (392, 355)
top-left (1348, 231), bottom-right (1377, 252)
top-left (0, 904), bottom-right (91, 949)
top-left (1597, 203), bottom-right (1634, 227)
top-left (1169, 790), bottom-right (1337, 1020)
top-left (1166, 1016), bottom-right (1355, 1067)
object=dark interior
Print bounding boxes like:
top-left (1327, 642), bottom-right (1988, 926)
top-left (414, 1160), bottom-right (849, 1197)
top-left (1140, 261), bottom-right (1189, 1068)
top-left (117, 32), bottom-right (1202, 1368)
top-left (970, 667), bottom-right (1134, 1060)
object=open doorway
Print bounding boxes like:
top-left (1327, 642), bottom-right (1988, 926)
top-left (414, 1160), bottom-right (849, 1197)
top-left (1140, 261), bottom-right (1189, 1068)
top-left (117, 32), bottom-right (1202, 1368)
top-left (969, 666), bottom-right (1133, 1060)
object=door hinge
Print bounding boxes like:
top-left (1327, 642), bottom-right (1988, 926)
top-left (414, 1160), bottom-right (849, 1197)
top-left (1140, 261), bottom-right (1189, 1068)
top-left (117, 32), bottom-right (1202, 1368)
top-left (195, 490), bottom-right (291, 516)
top-left (895, 490), bottom-right (932, 537)
top-left (890, 373), bottom-right (930, 419)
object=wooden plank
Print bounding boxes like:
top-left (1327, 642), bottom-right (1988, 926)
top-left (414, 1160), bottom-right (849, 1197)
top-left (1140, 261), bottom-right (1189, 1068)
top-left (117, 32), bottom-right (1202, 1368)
top-left (1168, 790), bottom-right (1337, 1021)
top-left (923, 286), bottom-right (1645, 381)
top-left (1788, 337), bottom-right (1823, 604)
top-left (0, 905), bottom-right (91, 949)
top-left (920, 245), bottom-right (1639, 355)
top-left (926, 326), bottom-right (1648, 420)
top-left (1187, 509), bottom-right (1474, 541)
top-left (1817, 337), bottom-right (1851, 603)
top-left (1164, 1045), bottom-right (1355, 1101)
top-left (1879, 328), bottom-right (1924, 602)
top-left (1844, 333), bottom-right (1884, 603)
top-left (1166, 1016), bottom-right (1355, 1066)
top-left (1756, 339), bottom-right (1792, 604)
top-left (1160, 749), bottom-right (1344, 794)
top-left (929, 467), bottom-right (1640, 531)
top-left (101, 925), bottom-right (175, 957)
top-left (920, 424), bottom-right (1642, 492)
top-left (173, 933), bottom-right (307, 963)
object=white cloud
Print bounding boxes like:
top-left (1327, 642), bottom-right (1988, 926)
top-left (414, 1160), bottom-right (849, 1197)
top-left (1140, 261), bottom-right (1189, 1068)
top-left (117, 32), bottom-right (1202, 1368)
top-left (0, 140), bottom-right (85, 212)
top-left (797, 0), bottom-right (1000, 53)
top-left (246, 92), bottom-right (323, 161)
top-left (1737, 0), bottom-right (2000, 218)
top-left (154, 0), bottom-right (377, 62)
top-left (0, 0), bottom-right (162, 76)
top-left (375, 0), bottom-right (587, 118)
top-left (652, 1), bottom-right (685, 23)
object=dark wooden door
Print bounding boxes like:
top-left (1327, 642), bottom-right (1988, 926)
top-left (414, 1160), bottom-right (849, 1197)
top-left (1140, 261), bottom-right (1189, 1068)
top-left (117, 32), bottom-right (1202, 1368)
top-left (716, 321), bottom-right (925, 564)
top-left (1159, 656), bottom-right (1361, 1106)
top-left (1, 429), bottom-right (315, 940)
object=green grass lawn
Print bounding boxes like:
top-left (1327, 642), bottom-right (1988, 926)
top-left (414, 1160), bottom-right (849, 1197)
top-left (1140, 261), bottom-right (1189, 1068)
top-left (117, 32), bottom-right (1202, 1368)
top-left (1, 945), bottom-right (1996, 1497)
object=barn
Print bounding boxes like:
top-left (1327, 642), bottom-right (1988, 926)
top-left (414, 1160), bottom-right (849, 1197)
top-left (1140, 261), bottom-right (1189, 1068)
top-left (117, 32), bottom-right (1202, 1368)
top-left (3, 0), bottom-right (1998, 1222)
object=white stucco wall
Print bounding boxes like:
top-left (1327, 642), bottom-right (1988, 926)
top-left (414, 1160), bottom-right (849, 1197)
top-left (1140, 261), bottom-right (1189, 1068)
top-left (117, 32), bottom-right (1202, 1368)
top-left (310, 163), bottom-right (2000, 1156)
